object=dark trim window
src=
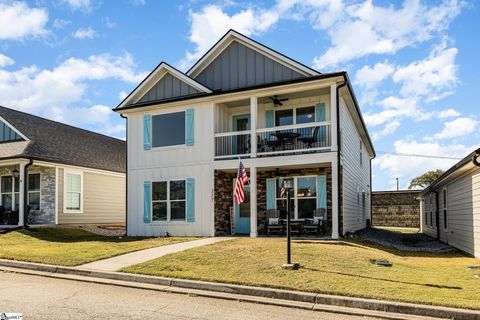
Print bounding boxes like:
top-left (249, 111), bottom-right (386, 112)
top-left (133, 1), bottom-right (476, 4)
top-left (0, 175), bottom-right (19, 211)
top-left (152, 180), bottom-right (186, 221)
top-left (28, 174), bottom-right (41, 210)
top-left (274, 106), bottom-right (316, 127)
top-left (443, 188), bottom-right (447, 230)
top-left (152, 112), bottom-right (185, 147)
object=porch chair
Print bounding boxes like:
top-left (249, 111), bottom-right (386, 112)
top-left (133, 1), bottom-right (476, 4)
top-left (298, 126), bottom-right (320, 148)
top-left (266, 209), bottom-right (284, 236)
top-left (303, 208), bottom-right (326, 236)
top-left (0, 206), bottom-right (5, 225)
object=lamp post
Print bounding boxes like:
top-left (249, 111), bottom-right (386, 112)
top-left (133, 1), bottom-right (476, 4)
top-left (282, 179), bottom-right (299, 270)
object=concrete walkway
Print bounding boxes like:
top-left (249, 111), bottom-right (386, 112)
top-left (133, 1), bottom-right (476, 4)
top-left (78, 237), bottom-right (234, 272)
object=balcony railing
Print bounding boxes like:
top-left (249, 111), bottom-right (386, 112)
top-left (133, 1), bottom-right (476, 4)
top-left (214, 122), bottom-right (331, 159)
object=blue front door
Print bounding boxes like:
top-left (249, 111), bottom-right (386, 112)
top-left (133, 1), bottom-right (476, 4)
top-left (234, 186), bottom-right (250, 235)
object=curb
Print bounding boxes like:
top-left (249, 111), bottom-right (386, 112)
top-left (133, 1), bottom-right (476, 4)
top-left (0, 259), bottom-right (479, 320)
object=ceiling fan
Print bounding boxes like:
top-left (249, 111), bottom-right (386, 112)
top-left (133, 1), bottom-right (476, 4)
top-left (269, 95), bottom-right (289, 107)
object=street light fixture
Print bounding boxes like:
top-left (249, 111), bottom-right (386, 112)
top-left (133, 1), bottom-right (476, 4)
top-left (281, 179), bottom-right (299, 270)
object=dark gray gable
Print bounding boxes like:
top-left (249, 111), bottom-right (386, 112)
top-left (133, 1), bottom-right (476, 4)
top-left (0, 119), bottom-right (23, 143)
top-left (138, 73), bottom-right (201, 103)
top-left (194, 40), bottom-right (305, 92)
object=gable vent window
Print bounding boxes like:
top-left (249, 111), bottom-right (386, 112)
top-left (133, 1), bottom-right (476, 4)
top-left (152, 112), bottom-right (185, 147)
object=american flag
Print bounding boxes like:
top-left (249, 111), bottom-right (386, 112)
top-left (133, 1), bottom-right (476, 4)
top-left (234, 161), bottom-right (249, 204)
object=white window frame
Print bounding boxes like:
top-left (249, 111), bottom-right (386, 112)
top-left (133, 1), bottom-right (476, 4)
top-left (0, 174), bottom-right (19, 211)
top-left (151, 179), bottom-right (187, 222)
top-left (273, 106), bottom-right (317, 127)
top-left (275, 176), bottom-right (318, 219)
top-left (151, 111), bottom-right (186, 150)
top-left (442, 187), bottom-right (448, 231)
top-left (27, 173), bottom-right (41, 211)
top-left (63, 170), bottom-right (84, 213)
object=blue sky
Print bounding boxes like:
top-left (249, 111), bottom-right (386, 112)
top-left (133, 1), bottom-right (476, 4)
top-left (0, 0), bottom-right (478, 190)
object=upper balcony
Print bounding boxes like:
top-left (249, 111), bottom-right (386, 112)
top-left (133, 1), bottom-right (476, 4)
top-left (214, 86), bottom-right (336, 160)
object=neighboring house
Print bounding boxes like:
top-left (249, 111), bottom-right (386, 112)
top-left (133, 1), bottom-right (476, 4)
top-left (115, 30), bottom-right (375, 238)
top-left (372, 190), bottom-right (422, 228)
top-left (420, 148), bottom-right (480, 258)
top-left (0, 106), bottom-right (126, 227)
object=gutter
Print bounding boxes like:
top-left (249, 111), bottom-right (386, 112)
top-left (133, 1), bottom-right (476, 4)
top-left (23, 159), bottom-right (33, 228)
top-left (336, 79), bottom-right (347, 237)
top-left (120, 114), bottom-right (128, 237)
top-left (473, 150), bottom-right (480, 167)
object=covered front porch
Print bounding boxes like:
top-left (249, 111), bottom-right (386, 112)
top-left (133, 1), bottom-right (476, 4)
top-left (213, 159), bottom-right (339, 239)
top-left (0, 159), bottom-right (55, 228)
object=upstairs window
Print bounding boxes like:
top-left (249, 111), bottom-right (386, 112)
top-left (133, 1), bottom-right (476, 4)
top-left (274, 106), bottom-right (316, 127)
top-left (152, 112), bottom-right (185, 148)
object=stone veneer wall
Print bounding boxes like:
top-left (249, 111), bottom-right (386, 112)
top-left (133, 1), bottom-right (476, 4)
top-left (0, 165), bottom-right (55, 225)
top-left (371, 190), bottom-right (422, 228)
top-left (214, 166), bottom-right (332, 236)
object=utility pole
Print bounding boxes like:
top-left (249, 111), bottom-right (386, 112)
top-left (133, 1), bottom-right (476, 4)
top-left (396, 178), bottom-right (399, 191)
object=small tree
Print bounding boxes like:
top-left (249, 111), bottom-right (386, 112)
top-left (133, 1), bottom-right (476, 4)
top-left (408, 169), bottom-right (444, 189)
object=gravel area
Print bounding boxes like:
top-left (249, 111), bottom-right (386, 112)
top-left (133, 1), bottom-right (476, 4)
top-left (80, 225), bottom-right (126, 237)
top-left (353, 227), bottom-right (455, 252)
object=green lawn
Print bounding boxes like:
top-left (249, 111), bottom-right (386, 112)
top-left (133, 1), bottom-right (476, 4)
top-left (123, 238), bottom-right (480, 310)
top-left (0, 228), bottom-right (195, 266)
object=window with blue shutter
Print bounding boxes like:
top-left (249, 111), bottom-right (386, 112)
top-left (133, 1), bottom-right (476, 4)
top-left (185, 108), bottom-right (194, 146)
top-left (266, 178), bottom-right (276, 210)
top-left (186, 178), bottom-right (195, 222)
top-left (143, 114), bottom-right (151, 150)
top-left (143, 181), bottom-right (151, 223)
top-left (317, 175), bottom-right (327, 211)
top-left (265, 110), bottom-right (274, 128)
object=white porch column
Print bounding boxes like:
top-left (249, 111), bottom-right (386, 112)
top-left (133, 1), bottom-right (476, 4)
top-left (250, 97), bottom-right (258, 158)
top-left (18, 163), bottom-right (26, 227)
top-left (331, 159), bottom-right (339, 239)
top-left (250, 166), bottom-right (257, 238)
top-left (330, 83), bottom-right (338, 151)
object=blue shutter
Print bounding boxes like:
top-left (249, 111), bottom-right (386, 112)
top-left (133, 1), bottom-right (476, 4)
top-left (186, 178), bottom-right (195, 222)
top-left (317, 175), bottom-right (327, 210)
top-left (185, 108), bottom-right (194, 146)
top-left (266, 178), bottom-right (276, 210)
top-left (265, 110), bottom-right (274, 128)
top-left (315, 103), bottom-right (326, 141)
top-left (143, 181), bottom-right (151, 223)
top-left (143, 114), bottom-right (151, 150)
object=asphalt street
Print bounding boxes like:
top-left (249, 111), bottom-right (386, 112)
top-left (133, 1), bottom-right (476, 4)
top-left (0, 271), bottom-right (382, 320)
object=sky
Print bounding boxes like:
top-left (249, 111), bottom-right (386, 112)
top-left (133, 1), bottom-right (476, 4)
top-left (0, 0), bottom-right (478, 190)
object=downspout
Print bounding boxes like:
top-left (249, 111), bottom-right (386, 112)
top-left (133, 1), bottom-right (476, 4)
top-left (120, 114), bottom-right (128, 237)
top-left (473, 150), bottom-right (480, 167)
top-left (336, 78), bottom-right (347, 237)
top-left (23, 159), bottom-right (33, 228)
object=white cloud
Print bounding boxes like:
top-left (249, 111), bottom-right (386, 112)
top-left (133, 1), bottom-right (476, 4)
top-left (62, 0), bottom-right (92, 12)
top-left (119, 90), bottom-right (128, 100)
top-left (275, 0), bottom-right (344, 29)
top-left (179, 4), bottom-right (279, 70)
top-left (313, 0), bottom-right (463, 69)
top-left (73, 27), bottom-right (97, 39)
top-left (355, 62), bottom-right (394, 90)
top-left (363, 96), bottom-right (428, 127)
top-left (437, 108), bottom-right (460, 118)
top-left (433, 117), bottom-right (477, 140)
top-left (0, 2), bottom-right (48, 40)
top-left (0, 54), bottom-right (14, 68)
top-left (0, 52), bottom-right (146, 136)
top-left (372, 120), bottom-right (400, 140)
top-left (130, 0), bottom-right (146, 6)
top-left (373, 139), bottom-right (475, 189)
top-left (53, 18), bottom-right (71, 29)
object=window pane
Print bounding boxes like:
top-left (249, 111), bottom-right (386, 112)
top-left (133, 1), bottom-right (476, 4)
top-left (171, 201), bottom-right (186, 220)
top-left (2, 194), bottom-right (12, 210)
top-left (298, 199), bottom-right (316, 219)
top-left (28, 192), bottom-right (40, 210)
top-left (170, 180), bottom-right (185, 200)
top-left (66, 174), bottom-right (81, 193)
top-left (275, 109), bottom-right (293, 126)
top-left (297, 177), bottom-right (317, 198)
top-left (152, 112), bottom-right (185, 147)
top-left (14, 176), bottom-right (19, 192)
top-left (152, 182), bottom-right (167, 201)
top-left (296, 107), bottom-right (315, 124)
top-left (152, 202), bottom-right (167, 221)
top-left (276, 178), bottom-right (294, 198)
top-left (66, 192), bottom-right (80, 210)
top-left (29, 174), bottom-right (40, 191)
top-left (1, 176), bottom-right (12, 193)
top-left (14, 193), bottom-right (19, 211)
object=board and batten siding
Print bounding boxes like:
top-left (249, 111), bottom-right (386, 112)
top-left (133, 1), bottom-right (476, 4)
top-left (57, 168), bottom-right (125, 224)
top-left (138, 73), bottom-right (201, 104)
top-left (127, 102), bottom-right (215, 237)
top-left (425, 167), bottom-right (480, 258)
top-left (339, 98), bottom-right (371, 234)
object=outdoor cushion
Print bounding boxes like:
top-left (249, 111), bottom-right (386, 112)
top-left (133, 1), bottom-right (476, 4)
top-left (269, 218), bottom-right (280, 225)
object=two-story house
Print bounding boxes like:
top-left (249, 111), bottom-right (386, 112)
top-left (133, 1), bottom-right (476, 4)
top-left (115, 30), bottom-right (375, 238)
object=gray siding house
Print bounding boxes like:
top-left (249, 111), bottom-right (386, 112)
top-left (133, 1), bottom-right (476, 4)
top-left (0, 106), bottom-right (126, 227)
top-left (420, 148), bottom-right (480, 258)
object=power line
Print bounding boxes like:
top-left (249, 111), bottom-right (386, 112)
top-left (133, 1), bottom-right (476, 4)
top-left (376, 151), bottom-right (462, 160)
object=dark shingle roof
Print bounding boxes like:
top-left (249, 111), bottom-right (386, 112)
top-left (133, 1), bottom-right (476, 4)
top-left (0, 106), bottom-right (126, 173)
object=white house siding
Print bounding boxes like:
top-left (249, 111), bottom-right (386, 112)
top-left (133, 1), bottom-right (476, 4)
top-left (339, 98), bottom-right (371, 234)
top-left (421, 192), bottom-right (438, 239)
top-left (127, 102), bottom-right (215, 237)
top-left (57, 168), bottom-right (125, 224)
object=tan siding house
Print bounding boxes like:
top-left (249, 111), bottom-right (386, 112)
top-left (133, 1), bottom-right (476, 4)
top-left (420, 148), bottom-right (480, 258)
